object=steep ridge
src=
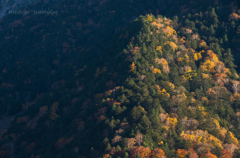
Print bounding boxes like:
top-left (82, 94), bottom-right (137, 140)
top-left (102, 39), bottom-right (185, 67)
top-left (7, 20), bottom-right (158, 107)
top-left (1, 0), bottom-right (240, 157)
top-left (0, 0), bottom-right (240, 118)
top-left (1, 14), bottom-right (240, 158)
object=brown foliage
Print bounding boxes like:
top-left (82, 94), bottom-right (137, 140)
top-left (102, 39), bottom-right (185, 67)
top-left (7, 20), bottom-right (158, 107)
top-left (38, 106), bottom-right (48, 117)
top-left (181, 116), bottom-right (199, 131)
top-left (126, 138), bottom-right (136, 149)
top-left (232, 80), bottom-right (240, 93)
top-left (94, 107), bottom-right (107, 118)
top-left (112, 135), bottom-right (122, 144)
top-left (120, 122), bottom-right (130, 129)
top-left (130, 47), bottom-right (139, 54)
top-left (135, 134), bottom-right (143, 146)
top-left (188, 148), bottom-right (199, 158)
top-left (223, 144), bottom-right (239, 154)
top-left (17, 117), bottom-right (29, 123)
top-left (97, 115), bottom-right (107, 123)
top-left (213, 73), bottom-right (228, 86)
top-left (55, 138), bottom-right (65, 149)
top-left (115, 128), bottom-right (124, 135)
top-left (109, 147), bottom-right (116, 156)
top-left (201, 97), bottom-right (209, 104)
top-left (50, 102), bottom-right (59, 120)
top-left (192, 34), bottom-right (199, 40)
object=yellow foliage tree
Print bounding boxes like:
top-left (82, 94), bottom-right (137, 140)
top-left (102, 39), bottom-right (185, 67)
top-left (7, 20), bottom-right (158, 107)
top-left (165, 81), bottom-right (175, 89)
top-left (202, 73), bottom-right (210, 79)
top-left (156, 46), bottom-right (162, 52)
top-left (199, 40), bottom-right (207, 47)
top-left (185, 54), bottom-right (190, 62)
top-left (146, 15), bottom-right (153, 22)
top-left (130, 62), bottom-right (136, 72)
top-left (200, 60), bottom-right (216, 73)
top-left (165, 41), bottom-right (178, 51)
top-left (228, 131), bottom-right (239, 146)
top-left (198, 52), bottom-right (202, 60)
top-left (181, 129), bottom-right (223, 149)
top-left (152, 68), bottom-right (161, 74)
top-left (194, 53), bottom-right (198, 61)
top-left (161, 88), bottom-right (170, 98)
top-left (177, 57), bottom-right (184, 62)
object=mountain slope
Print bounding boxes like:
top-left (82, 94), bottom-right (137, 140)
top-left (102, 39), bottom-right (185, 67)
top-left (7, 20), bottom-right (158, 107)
top-left (0, 14), bottom-right (240, 158)
top-left (1, 0), bottom-right (240, 157)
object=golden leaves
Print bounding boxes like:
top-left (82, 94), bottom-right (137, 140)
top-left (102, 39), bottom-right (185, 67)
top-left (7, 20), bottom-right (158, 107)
top-left (129, 62), bottom-right (136, 72)
top-left (165, 81), bottom-right (175, 89)
top-left (199, 40), bottom-right (207, 47)
top-left (228, 131), bottom-right (239, 146)
top-left (200, 60), bottom-right (215, 73)
top-left (202, 73), bottom-right (210, 79)
top-left (152, 68), bottom-right (161, 74)
top-left (177, 57), bottom-right (184, 62)
top-left (164, 41), bottom-right (178, 51)
top-left (146, 15), bottom-right (153, 22)
top-left (180, 129), bottom-right (223, 149)
top-left (162, 26), bottom-right (177, 37)
top-left (194, 53), bottom-right (198, 61)
top-left (156, 46), bottom-right (162, 52)
top-left (159, 113), bottom-right (177, 131)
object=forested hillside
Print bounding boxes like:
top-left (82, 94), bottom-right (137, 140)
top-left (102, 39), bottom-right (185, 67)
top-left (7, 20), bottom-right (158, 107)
top-left (1, 0), bottom-right (240, 157)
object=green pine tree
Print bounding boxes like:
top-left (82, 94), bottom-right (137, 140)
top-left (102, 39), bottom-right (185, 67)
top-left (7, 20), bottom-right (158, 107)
top-left (136, 152), bottom-right (141, 158)
top-left (123, 152), bottom-right (129, 158)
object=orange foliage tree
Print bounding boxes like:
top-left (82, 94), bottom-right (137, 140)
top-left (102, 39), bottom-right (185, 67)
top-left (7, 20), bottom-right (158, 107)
top-left (151, 148), bottom-right (165, 158)
top-left (130, 146), bottom-right (151, 158)
top-left (176, 149), bottom-right (188, 158)
top-left (221, 149), bottom-right (232, 158)
top-left (200, 151), bottom-right (217, 158)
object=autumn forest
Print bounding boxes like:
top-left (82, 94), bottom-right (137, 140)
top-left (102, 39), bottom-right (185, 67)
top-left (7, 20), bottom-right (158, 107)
top-left (1, 0), bottom-right (240, 157)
